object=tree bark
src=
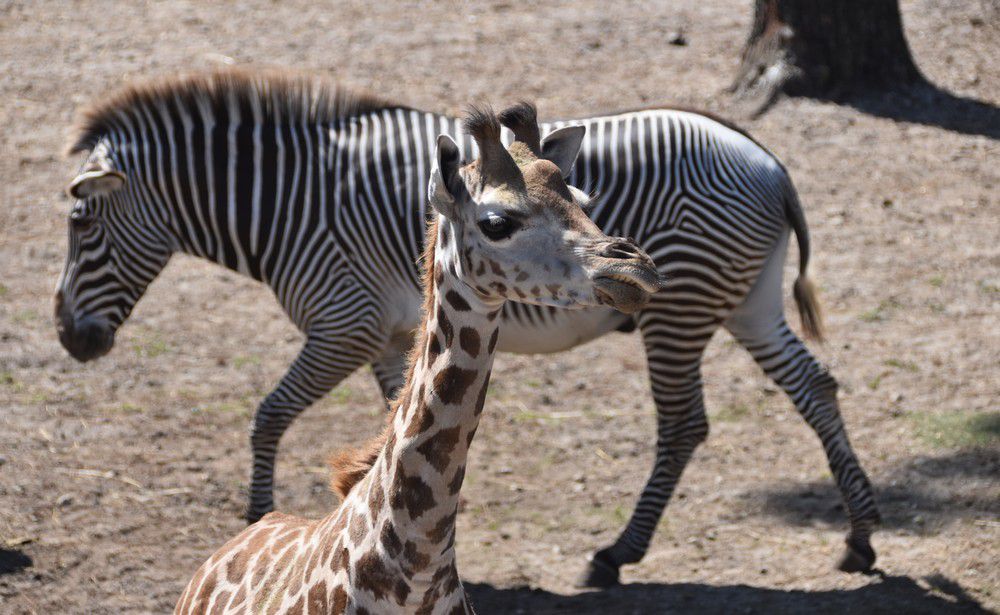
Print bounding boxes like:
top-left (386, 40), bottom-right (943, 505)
top-left (732, 0), bottom-right (924, 106)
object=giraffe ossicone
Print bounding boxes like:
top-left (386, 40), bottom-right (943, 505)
top-left (175, 104), bottom-right (661, 614)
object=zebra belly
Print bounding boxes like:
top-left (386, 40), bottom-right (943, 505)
top-left (495, 306), bottom-right (632, 355)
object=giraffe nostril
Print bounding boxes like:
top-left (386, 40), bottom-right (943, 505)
top-left (601, 239), bottom-right (642, 260)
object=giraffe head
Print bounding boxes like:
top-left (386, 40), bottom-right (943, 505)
top-left (429, 104), bottom-right (661, 313)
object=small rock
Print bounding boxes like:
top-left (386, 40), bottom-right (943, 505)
top-left (0, 455), bottom-right (7, 466)
top-left (56, 494), bottom-right (73, 507)
top-left (668, 30), bottom-right (687, 46)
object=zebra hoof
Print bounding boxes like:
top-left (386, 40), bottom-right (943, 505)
top-left (837, 537), bottom-right (876, 573)
top-left (576, 551), bottom-right (620, 588)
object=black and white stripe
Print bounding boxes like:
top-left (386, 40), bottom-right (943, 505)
top-left (58, 73), bottom-right (879, 577)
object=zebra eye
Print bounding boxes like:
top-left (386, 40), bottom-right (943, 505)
top-left (477, 214), bottom-right (520, 241)
top-left (70, 209), bottom-right (95, 231)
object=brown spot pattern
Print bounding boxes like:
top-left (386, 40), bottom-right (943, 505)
top-left (348, 511), bottom-right (367, 545)
top-left (416, 425), bottom-right (461, 474)
top-left (488, 260), bottom-right (506, 277)
top-left (380, 521), bottom-right (402, 558)
top-left (426, 510), bottom-right (457, 544)
top-left (427, 334), bottom-right (441, 363)
top-left (368, 482), bottom-right (385, 523)
top-left (307, 581), bottom-right (328, 612)
top-left (436, 306), bottom-right (453, 346)
top-left (391, 465), bottom-right (437, 519)
top-left (404, 398), bottom-right (434, 438)
top-left (404, 540), bottom-right (431, 574)
top-left (393, 579), bottom-right (411, 606)
top-left (445, 289), bottom-right (470, 311)
top-left (332, 586), bottom-right (348, 614)
top-left (474, 373), bottom-right (490, 416)
top-left (487, 328), bottom-right (499, 354)
top-left (354, 548), bottom-right (395, 601)
top-left (459, 327), bottom-right (480, 357)
top-left (433, 365), bottom-right (478, 405)
top-left (448, 465), bottom-right (466, 495)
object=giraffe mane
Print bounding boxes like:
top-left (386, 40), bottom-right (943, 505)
top-left (328, 217), bottom-right (441, 500)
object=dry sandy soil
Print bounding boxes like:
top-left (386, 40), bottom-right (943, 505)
top-left (1, 1), bottom-right (998, 613)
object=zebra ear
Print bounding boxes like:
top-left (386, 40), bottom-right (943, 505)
top-left (428, 134), bottom-right (465, 221)
top-left (540, 125), bottom-right (585, 177)
top-left (67, 169), bottom-right (126, 199)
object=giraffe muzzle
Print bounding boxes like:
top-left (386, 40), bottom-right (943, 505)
top-left (591, 241), bottom-right (662, 313)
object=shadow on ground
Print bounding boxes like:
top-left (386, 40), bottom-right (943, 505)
top-left (0, 549), bottom-right (32, 575)
top-left (839, 83), bottom-right (1000, 139)
top-left (467, 572), bottom-right (989, 614)
top-left (757, 449), bottom-right (1000, 531)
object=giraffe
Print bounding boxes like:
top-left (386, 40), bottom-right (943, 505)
top-left (174, 105), bottom-right (662, 615)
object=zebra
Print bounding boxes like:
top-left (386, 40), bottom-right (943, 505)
top-left (56, 69), bottom-right (880, 585)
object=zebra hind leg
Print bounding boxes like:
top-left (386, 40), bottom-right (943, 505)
top-left (738, 321), bottom-right (880, 572)
top-left (246, 331), bottom-right (384, 523)
top-left (725, 250), bottom-right (880, 571)
top-left (579, 319), bottom-right (716, 587)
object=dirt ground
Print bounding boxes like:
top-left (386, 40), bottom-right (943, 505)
top-left (1, 1), bottom-right (998, 613)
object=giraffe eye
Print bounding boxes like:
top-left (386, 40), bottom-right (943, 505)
top-left (478, 214), bottom-right (520, 241)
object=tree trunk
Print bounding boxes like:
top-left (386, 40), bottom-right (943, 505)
top-left (732, 0), bottom-right (924, 106)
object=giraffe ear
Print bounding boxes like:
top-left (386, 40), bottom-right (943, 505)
top-left (428, 134), bottom-right (466, 221)
top-left (540, 125), bottom-right (585, 178)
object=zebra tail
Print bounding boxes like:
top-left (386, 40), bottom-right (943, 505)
top-left (784, 184), bottom-right (825, 343)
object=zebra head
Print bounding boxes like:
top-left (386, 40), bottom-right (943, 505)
top-left (428, 104), bottom-right (661, 314)
top-left (55, 145), bottom-right (172, 362)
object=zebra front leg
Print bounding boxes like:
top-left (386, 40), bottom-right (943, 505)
top-left (580, 353), bottom-right (711, 587)
top-left (729, 318), bottom-right (881, 572)
top-left (370, 330), bottom-right (414, 405)
top-left (246, 332), bottom-right (383, 523)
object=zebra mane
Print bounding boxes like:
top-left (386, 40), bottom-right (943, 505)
top-left (66, 67), bottom-right (407, 155)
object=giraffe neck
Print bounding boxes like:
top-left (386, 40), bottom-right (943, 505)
top-left (351, 223), bottom-right (502, 587)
